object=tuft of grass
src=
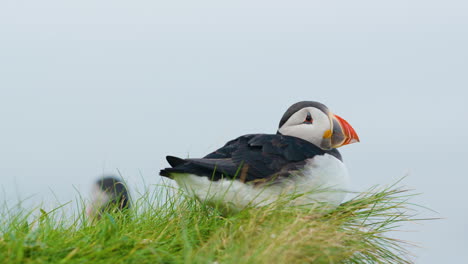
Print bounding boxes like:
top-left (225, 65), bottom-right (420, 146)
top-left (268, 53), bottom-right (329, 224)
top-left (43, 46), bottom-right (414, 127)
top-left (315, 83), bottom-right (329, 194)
top-left (0, 184), bottom-right (423, 264)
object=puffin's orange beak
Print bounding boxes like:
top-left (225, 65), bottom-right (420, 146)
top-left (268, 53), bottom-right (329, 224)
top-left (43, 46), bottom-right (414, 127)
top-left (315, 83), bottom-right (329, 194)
top-left (322, 113), bottom-right (360, 149)
top-left (332, 114), bottom-right (360, 147)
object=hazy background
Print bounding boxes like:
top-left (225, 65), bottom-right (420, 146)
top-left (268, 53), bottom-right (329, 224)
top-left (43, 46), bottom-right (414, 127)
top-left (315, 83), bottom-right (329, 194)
top-left (0, 0), bottom-right (467, 262)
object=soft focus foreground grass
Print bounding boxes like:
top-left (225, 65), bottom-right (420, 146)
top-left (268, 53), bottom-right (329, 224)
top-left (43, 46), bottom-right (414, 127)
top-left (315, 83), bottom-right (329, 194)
top-left (0, 184), bottom-right (420, 264)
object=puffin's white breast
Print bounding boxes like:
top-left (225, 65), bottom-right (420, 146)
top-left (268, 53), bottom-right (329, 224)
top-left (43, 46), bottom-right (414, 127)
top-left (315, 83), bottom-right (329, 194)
top-left (294, 154), bottom-right (350, 206)
top-left (172, 153), bottom-right (350, 212)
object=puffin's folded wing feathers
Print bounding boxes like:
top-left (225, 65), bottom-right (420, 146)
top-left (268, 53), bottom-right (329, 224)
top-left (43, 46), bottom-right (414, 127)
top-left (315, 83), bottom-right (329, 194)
top-left (160, 134), bottom-right (334, 183)
top-left (166, 156), bottom-right (186, 167)
top-left (203, 135), bottom-right (256, 159)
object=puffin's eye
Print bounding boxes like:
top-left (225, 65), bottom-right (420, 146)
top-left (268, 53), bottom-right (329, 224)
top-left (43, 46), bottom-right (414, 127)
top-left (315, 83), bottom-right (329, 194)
top-left (304, 113), bottom-right (313, 124)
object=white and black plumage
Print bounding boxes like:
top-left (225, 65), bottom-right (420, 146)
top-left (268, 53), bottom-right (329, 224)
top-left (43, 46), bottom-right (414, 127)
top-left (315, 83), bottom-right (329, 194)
top-left (160, 101), bottom-right (359, 212)
top-left (87, 176), bottom-right (131, 219)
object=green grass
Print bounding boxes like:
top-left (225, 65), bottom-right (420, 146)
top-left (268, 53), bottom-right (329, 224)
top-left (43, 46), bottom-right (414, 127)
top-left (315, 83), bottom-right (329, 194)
top-left (0, 184), bottom-right (421, 264)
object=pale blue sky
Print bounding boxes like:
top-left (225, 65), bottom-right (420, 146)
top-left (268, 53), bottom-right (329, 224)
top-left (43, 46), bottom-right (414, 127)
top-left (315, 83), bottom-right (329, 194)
top-left (1, 1), bottom-right (467, 263)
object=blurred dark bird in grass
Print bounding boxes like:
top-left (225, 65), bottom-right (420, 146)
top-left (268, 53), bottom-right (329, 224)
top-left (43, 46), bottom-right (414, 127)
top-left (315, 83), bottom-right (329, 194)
top-left (87, 176), bottom-right (131, 219)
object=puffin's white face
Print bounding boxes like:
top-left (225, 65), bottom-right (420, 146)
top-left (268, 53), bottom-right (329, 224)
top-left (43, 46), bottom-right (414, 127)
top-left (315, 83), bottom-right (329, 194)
top-left (278, 107), bottom-right (331, 148)
top-left (277, 102), bottom-right (360, 150)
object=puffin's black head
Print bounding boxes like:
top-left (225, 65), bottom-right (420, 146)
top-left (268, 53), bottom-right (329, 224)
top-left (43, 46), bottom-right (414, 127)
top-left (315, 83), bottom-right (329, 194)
top-left (277, 101), bottom-right (360, 150)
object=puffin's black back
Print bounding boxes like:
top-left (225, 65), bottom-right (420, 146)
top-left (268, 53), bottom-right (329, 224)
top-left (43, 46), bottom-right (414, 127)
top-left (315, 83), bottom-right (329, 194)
top-left (160, 134), bottom-right (342, 184)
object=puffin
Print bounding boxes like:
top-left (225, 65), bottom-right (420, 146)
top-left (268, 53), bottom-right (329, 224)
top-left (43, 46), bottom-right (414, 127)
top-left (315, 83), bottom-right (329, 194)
top-left (87, 176), bottom-right (131, 219)
top-left (160, 101), bottom-right (359, 212)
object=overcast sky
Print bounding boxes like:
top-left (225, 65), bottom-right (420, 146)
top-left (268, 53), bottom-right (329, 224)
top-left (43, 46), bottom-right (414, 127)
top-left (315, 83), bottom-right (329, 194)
top-left (0, 1), bottom-right (467, 263)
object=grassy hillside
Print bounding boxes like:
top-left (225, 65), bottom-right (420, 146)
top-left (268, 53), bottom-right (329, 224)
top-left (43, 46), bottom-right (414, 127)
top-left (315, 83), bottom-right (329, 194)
top-left (0, 184), bottom-right (419, 264)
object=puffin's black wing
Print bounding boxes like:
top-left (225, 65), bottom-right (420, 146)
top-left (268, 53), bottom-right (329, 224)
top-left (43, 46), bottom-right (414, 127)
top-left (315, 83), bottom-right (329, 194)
top-left (160, 134), bottom-right (341, 184)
